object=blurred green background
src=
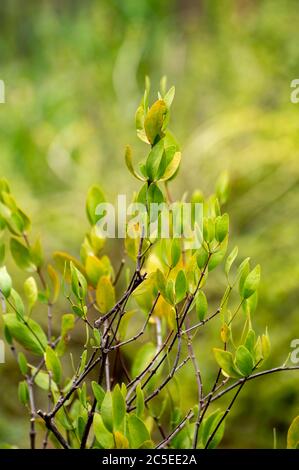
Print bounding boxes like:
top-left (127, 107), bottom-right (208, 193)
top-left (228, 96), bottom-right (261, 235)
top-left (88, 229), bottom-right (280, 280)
top-left (1, 0), bottom-right (299, 448)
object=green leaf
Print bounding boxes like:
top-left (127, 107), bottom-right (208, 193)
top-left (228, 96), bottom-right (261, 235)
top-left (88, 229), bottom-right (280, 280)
top-left (30, 237), bottom-right (43, 268)
top-left (196, 290), bottom-right (208, 321)
top-left (225, 246), bottom-right (238, 279)
top-left (165, 279), bottom-right (175, 305)
top-left (78, 350), bottom-right (87, 376)
top-left (10, 238), bottom-right (36, 272)
top-left (216, 171), bottom-right (229, 205)
top-left (203, 217), bottom-right (215, 243)
top-left (147, 183), bottom-right (165, 206)
top-left (132, 343), bottom-right (156, 378)
top-left (61, 314), bottom-right (75, 337)
top-left (112, 384), bottom-right (126, 431)
top-left (261, 329), bottom-right (271, 361)
top-left (144, 99), bottom-right (167, 145)
top-left (163, 86), bottom-right (175, 108)
top-left (93, 413), bottom-right (114, 449)
top-left (101, 391), bottom-right (113, 433)
top-left (31, 368), bottom-right (57, 392)
top-left (56, 313), bottom-right (75, 356)
top-left (17, 352), bottom-right (28, 376)
top-left (175, 270), bottom-right (187, 303)
top-left (242, 264), bottom-right (261, 299)
top-left (213, 348), bottom-right (242, 378)
top-left (235, 345), bottom-right (254, 376)
top-left (145, 139), bottom-right (165, 182)
top-left (86, 185), bottom-right (105, 225)
top-left (196, 247), bottom-right (209, 270)
top-left (287, 415), bottom-right (299, 449)
top-left (136, 384), bottom-right (145, 418)
top-left (3, 313), bottom-right (47, 355)
top-left (243, 291), bottom-right (258, 315)
top-left (135, 106), bottom-right (144, 131)
top-left (244, 329), bottom-right (256, 356)
top-left (215, 214), bottom-right (229, 243)
top-left (96, 275), bottom-right (115, 313)
top-left (70, 262), bottom-right (87, 300)
top-left (201, 409), bottom-right (225, 449)
top-left (18, 381), bottom-right (29, 406)
top-left (171, 239), bottom-right (181, 268)
top-left (127, 414), bottom-right (151, 448)
top-left (10, 288), bottom-right (25, 319)
top-left (238, 258), bottom-right (250, 296)
top-left (208, 239), bottom-right (227, 271)
top-left (0, 266), bottom-right (12, 298)
top-left (45, 346), bottom-right (62, 384)
top-left (24, 277), bottom-right (38, 309)
top-left (72, 305), bottom-right (85, 318)
top-left (93, 327), bottom-right (101, 347)
top-left (92, 381), bottom-right (105, 407)
top-left (160, 151), bottom-right (181, 182)
top-left (0, 243), bottom-right (5, 265)
top-left (125, 145), bottom-right (146, 181)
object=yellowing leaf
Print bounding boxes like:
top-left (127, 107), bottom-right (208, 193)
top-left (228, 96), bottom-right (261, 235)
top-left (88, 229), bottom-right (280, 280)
top-left (114, 431), bottom-right (129, 449)
top-left (47, 264), bottom-right (60, 303)
top-left (85, 254), bottom-right (106, 287)
top-left (24, 276), bottom-right (38, 309)
top-left (144, 100), bottom-right (167, 145)
top-left (125, 145), bottom-right (146, 181)
top-left (96, 275), bottom-right (115, 313)
top-left (53, 251), bottom-right (85, 280)
top-left (213, 348), bottom-right (242, 379)
top-left (160, 151), bottom-right (181, 182)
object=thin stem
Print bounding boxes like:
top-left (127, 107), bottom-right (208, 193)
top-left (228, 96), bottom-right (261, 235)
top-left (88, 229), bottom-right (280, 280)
top-left (104, 321), bottom-right (111, 392)
top-left (204, 379), bottom-right (246, 449)
top-left (182, 308), bottom-right (220, 334)
top-left (209, 365), bottom-right (299, 404)
top-left (80, 322), bottom-right (111, 449)
top-left (113, 258), bottom-right (125, 286)
top-left (186, 320), bottom-right (203, 449)
top-left (37, 411), bottom-right (70, 449)
top-left (156, 409), bottom-right (193, 449)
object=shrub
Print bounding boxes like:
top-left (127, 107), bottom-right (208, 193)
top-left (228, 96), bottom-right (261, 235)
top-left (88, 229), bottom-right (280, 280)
top-left (0, 80), bottom-right (299, 449)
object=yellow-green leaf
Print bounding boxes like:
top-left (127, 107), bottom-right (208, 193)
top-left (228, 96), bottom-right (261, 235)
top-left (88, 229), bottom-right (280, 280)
top-left (96, 275), bottom-right (115, 313)
top-left (213, 348), bottom-right (242, 379)
top-left (144, 100), bottom-right (167, 145)
top-left (93, 413), bottom-right (114, 448)
top-left (45, 345), bottom-right (62, 384)
top-left (287, 415), bottom-right (299, 449)
top-left (3, 313), bottom-right (47, 356)
top-left (0, 266), bottom-right (12, 298)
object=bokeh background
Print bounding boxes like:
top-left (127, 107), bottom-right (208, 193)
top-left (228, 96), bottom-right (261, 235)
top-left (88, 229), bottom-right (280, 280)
top-left (1, 0), bottom-right (299, 448)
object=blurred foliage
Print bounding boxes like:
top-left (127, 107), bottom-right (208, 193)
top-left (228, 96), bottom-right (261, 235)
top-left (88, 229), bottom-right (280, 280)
top-left (0, 0), bottom-right (299, 448)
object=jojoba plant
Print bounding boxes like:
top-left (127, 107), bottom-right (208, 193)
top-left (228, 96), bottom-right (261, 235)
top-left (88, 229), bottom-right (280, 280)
top-left (0, 80), bottom-right (299, 449)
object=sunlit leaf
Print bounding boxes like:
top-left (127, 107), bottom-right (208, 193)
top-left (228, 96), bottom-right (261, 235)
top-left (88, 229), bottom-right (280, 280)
top-left (3, 313), bottom-right (47, 356)
top-left (96, 275), bottom-right (115, 313)
top-left (0, 266), bottom-right (12, 298)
